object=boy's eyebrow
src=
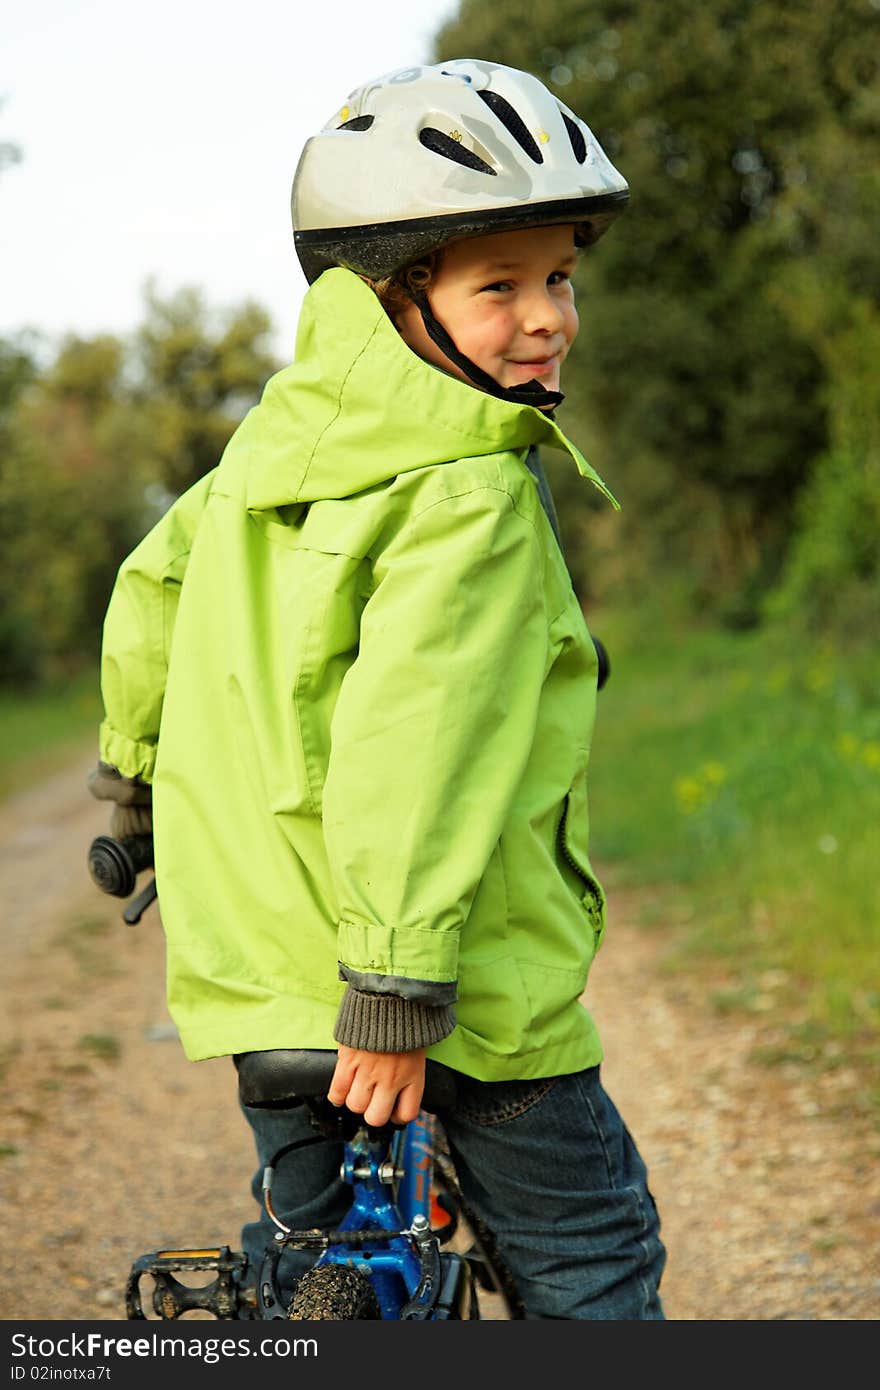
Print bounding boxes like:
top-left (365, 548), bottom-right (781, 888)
top-left (475, 250), bottom-right (581, 272)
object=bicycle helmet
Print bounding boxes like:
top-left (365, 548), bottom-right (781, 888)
top-left (291, 59), bottom-right (629, 407)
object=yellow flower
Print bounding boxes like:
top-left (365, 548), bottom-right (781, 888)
top-left (766, 664), bottom-right (790, 694)
top-left (675, 760), bottom-right (728, 813)
top-left (674, 776), bottom-right (705, 814)
top-left (861, 741), bottom-right (880, 770)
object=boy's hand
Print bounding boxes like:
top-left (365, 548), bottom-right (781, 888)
top-left (328, 1045), bottom-right (426, 1126)
top-left (88, 761), bottom-right (153, 840)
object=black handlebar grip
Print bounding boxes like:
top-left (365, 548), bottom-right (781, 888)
top-left (88, 834), bottom-right (154, 898)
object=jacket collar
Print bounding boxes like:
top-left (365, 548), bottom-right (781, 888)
top-left (239, 268), bottom-right (617, 510)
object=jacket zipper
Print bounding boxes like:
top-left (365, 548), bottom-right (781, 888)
top-left (557, 795), bottom-right (604, 934)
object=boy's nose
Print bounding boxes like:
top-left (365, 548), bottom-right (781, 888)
top-left (521, 289), bottom-right (566, 336)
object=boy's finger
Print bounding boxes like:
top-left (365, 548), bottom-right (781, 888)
top-left (327, 1055), bottom-right (355, 1106)
top-left (391, 1080), bottom-right (423, 1126)
top-left (363, 1085), bottom-right (395, 1127)
top-left (343, 1073), bottom-right (381, 1117)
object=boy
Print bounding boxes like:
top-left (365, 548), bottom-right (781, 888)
top-left (90, 59), bottom-right (665, 1318)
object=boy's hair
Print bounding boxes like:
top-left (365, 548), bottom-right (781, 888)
top-left (367, 253), bottom-right (439, 317)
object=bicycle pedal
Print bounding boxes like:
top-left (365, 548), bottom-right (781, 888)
top-left (125, 1245), bottom-right (250, 1320)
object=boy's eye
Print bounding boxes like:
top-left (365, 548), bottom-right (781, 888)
top-left (480, 280), bottom-right (513, 293)
top-left (548, 271), bottom-right (571, 286)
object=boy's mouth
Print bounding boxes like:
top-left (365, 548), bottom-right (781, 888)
top-left (505, 354), bottom-right (560, 380)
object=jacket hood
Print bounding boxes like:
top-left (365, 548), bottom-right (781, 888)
top-left (237, 267), bottom-right (617, 510)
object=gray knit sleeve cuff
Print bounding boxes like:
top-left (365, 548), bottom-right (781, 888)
top-left (333, 987), bottom-right (456, 1053)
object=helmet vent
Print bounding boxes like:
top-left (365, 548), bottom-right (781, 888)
top-left (338, 115), bottom-right (375, 131)
top-left (476, 89), bottom-right (544, 164)
top-left (418, 127), bottom-right (497, 175)
top-left (560, 111), bottom-right (587, 164)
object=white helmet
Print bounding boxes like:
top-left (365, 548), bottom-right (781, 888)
top-left (292, 58), bottom-right (629, 284)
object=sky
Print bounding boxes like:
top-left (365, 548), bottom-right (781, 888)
top-left (2, 0), bottom-right (459, 360)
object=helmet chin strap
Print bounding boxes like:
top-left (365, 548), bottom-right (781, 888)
top-left (410, 289), bottom-right (564, 411)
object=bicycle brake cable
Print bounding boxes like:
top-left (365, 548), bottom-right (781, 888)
top-left (262, 1133), bottom-right (329, 1234)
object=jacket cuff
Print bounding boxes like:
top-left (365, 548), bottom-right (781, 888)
top-left (99, 722), bottom-right (158, 782)
top-left (338, 962), bottom-right (457, 1007)
top-left (333, 987), bottom-right (456, 1053)
top-left (336, 919), bottom-right (459, 985)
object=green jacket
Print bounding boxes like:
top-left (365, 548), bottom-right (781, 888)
top-left (98, 268), bottom-right (616, 1079)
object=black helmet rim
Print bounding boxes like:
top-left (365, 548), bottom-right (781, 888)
top-left (294, 190), bottom-right (630, 284)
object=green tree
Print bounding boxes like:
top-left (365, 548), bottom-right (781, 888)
top-left (0, 333), bottom-right (38, 413)
top-left (0, 332), bottom-right (42, 681)
top-left (0, 335), bottom-right (152, 684)
top-left (434, 0), bottom-right (880, 620)
top-left (131, 283), bottom-right (278, 494)
top-left (0, 290), bottom-right (281, 687)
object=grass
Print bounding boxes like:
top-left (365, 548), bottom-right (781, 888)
top-left (77, 1033), bottom-right (121, 1063)
top-left (0, 671), bottom-right (102, 801)
top-left (588, 608), bottom-right (880, 1056)
top-left (53, 914), bottom-right (117, 978)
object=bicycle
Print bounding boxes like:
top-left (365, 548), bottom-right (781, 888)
top-left (87, 833), bottom-right (525, 1321)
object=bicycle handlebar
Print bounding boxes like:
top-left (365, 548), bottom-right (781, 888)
top-left (88, 833), bottom-right (154, 898)
top-left (88, 833), bottom-right (157, 924)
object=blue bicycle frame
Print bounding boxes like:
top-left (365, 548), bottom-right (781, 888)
top-left (317, 1110), bottom-right (436, 1318)
top-left (263, 1107), bottom-right (450, 1320)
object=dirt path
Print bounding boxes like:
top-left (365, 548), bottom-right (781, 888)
top-left (1, 752), bottom-right (878, 1321)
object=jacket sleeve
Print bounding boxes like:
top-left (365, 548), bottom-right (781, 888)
top-left (98, 470), bottom-right (216, 781)
top-left (322, 480), bottom-right (549, 1002)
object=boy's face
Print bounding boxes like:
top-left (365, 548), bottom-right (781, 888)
top-left (395, 223), bottom-right (580, 402)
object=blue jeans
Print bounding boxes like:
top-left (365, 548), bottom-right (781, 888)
top-left (240, 1065), bottom-right (666, 1320)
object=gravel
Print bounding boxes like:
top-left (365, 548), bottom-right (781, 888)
top-left (1, 754), bottom-right (877, 1321)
